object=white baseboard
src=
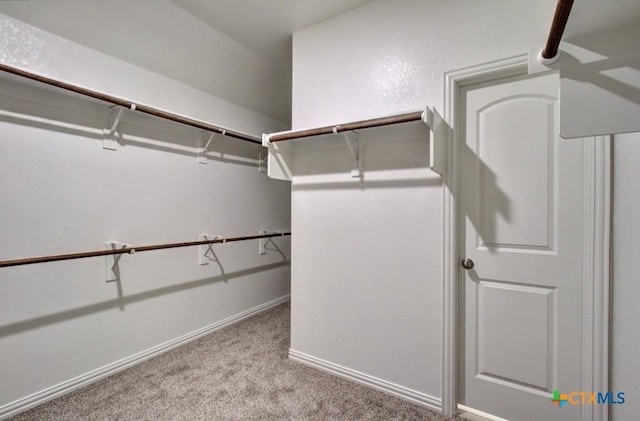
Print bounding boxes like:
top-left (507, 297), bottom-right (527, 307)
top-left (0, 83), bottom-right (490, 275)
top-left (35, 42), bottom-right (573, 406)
top-left (288, 348), bottom-right (441, 412)
top-left (0, 295), bottom-right (290, 420)
top-left (458, 404), bottom-right (510, 421)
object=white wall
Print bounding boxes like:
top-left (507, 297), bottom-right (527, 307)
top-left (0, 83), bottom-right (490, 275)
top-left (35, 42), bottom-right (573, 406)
top-left (612, 133), bottom-right (640, 421)
top-left (290, 0), bottom-right (557, 405)
top-left (290, 0), bottom-right (638, 411)
top-left (0, 0), bottom-right (291, 123)
top-left (289, 127), bottom-right (442, 401)
top-left (292, 0), bottom-right (556, 129)
top-left (0, 13), bottom-right (288, 135)
top-left (0, 14), bottom-right (291, 417)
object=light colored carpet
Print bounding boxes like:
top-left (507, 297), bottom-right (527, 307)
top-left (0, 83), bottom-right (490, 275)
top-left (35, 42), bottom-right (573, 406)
top-left (11, 303), bottom-right (460, 420)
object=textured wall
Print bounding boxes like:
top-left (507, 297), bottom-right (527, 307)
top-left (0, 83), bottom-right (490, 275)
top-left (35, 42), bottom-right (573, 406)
top-left (0, 1), bottom-right (291, 123)
top-left (288, 0), bottom-right (623, 407)
top-left (290, 132), bottom-right (442, 400)
top-left (0, 15), bottom-right (291, 415)
top-left (291, 0), bottom-right (640, 414)
top-left (292, 0), bottom-right (555, 129)
top-left (0, 14), bottom-right (288, 135)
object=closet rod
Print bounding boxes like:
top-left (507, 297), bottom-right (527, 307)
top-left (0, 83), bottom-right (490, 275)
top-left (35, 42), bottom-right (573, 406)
top-left (0, 232), bottom-right (291, 268)
top-left (269, 111), bottom-right (424, 143)
top-left (541, 0), bottom-right (574, 60)
top-left (0, 63), bottom-right (262, 145)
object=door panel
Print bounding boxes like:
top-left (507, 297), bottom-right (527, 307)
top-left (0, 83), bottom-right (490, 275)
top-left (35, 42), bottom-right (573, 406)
top-left (476, 96), bottom-right (555, 251)
top-left (459, 72), bottom-right (583, 421)
top-left (477, 280), bottom-right (555, 392)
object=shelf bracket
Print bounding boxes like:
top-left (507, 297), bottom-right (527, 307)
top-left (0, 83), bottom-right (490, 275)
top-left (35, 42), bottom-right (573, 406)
top-left (258, 148), bottom-right (268, 173)
top-left (200, 234), bottom-right (224, 265)
top-left (338, 129), bottom-right (361, 178)
top-left (103, 104), bottom-right (135, 150)
top-left (198, 132), bottom-right (219, 164)
top-left (105, 241), bottom-right (134, 282)
top-left (424, 106), bottom-right (448, 176)
top-left (259, 229), bottom-right (283, 255)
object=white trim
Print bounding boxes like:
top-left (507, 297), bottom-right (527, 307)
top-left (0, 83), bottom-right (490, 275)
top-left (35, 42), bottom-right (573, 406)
top-left (595, 137), bottom-right (611, 421)
top-left (458, 404), bottom-right (510, 421)
top-left (0, 295), bottom-right (291, 420)
top-left (581, 136), bottom-right (611, 421)
top-left (442, 55), bottom-right (610, 420)
top-left (288, 348), bottom-right (441, 412)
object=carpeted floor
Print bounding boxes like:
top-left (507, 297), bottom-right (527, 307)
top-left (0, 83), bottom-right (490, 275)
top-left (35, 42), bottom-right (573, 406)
top-left (11, 303), bottom-right (460, 420)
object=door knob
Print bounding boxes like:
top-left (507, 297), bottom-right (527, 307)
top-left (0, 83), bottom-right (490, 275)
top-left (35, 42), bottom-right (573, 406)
top-left (461, 258), bottom-right (474, 270)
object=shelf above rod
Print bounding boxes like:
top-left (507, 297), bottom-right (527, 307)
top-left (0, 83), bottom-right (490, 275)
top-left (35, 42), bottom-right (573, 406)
top-left (0, 232), bottom-right (291, 268)
top-left (268, 110), bottom-right (425, 143)
top-left (0, 63), bottom-right (262, 145)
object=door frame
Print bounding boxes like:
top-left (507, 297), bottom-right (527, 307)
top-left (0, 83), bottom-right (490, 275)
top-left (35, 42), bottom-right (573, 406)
top-left (440, 54), bottom-right (611, 421)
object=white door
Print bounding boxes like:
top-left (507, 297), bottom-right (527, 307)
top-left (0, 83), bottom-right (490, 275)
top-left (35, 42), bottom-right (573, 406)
top-left (458, 72), bottom-right (584, 420)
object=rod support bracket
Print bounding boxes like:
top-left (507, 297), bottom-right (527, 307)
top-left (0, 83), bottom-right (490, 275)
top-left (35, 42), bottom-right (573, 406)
top-left (103, 104), bottom-right (135, 150)
top-left (259, 229), bottom-right (282, 255)
top-left (259, 148), bottom-right (268, 173)
top-left (198, 130), bottom-right (227, 164)
top-left (337, 129), bottom-right (361, 178)
top-left (200, 234), bottom-right (223, 265)
top-left (198, 132), bottom-right (216, 164)
top-left (105, 241), bottom-right (131, 282)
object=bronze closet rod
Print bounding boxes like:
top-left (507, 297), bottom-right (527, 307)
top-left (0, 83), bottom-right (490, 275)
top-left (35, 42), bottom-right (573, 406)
top-left (0, 63), bottom-right (262, 145)
top-left (268, 111), bottom-right (424, 143)
top-left (0, 232), bottom-right (291, 268)
top-left (541, 0), bottom-right (575, 60)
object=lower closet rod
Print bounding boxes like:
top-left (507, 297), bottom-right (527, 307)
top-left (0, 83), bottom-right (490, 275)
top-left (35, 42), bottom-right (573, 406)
top-left (0, 232), bottom-right (291, 268)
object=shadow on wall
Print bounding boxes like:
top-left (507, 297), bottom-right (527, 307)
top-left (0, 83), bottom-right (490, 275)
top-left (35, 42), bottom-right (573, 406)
top-left (0, 76), bottom-right (264, 166)
top-left (458, 140), bottom-right (512, 254)
top-left (559, 23), bottom-right (640, 137)
top-left (564, 24), bottom-right (640, 105)
top-left (560, 53), bottom-right (640, 108)
top-left (0, 261), bottom-right (289, 339)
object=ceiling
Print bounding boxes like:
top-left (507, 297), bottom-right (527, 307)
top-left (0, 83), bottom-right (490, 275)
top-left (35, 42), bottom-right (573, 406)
top-left (171, 0), bottom-right (640, 65)
top-left (170, 0), bottom-right (374, 65)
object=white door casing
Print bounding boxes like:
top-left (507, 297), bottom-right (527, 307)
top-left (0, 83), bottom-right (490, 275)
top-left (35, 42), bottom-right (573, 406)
top-left (441, 55), bottom-right (610, 420)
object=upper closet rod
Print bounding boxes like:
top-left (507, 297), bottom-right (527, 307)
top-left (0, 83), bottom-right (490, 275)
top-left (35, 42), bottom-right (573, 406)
top-left (0, 232), bottom-right (291, 268)
top-left (0, 63), bottom-right (262, 145)
top-left (541, 0), bottom-right (575, 61)
top-left (268, 111), bottom-right (424, 143)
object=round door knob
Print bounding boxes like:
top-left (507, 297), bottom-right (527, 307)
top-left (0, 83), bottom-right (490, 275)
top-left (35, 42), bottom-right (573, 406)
top-left (461, 258), bottom-right (474, 270)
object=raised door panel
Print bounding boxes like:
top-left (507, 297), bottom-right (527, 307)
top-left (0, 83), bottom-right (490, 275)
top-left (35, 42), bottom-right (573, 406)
top-left (476, 96), bottom-right (556, 253)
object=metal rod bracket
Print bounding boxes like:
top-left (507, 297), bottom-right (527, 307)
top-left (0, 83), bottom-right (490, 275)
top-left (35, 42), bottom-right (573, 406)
top-left (197, 132), bottom-right (217, 164)
top-left (200, 234), bottom-right (223, 265)
top-left (259, 149), bottom-right (268, 173)
top-left (259, 229), bottom-right (283, 255)
top-left (339, 130), bottom-right (361, 178)
top-left (105, 241), bottom-right (132, 282)
top-left (103, 104), bottom-right (135, 150)
top-left (197, 130), bottom-right (227, 164)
